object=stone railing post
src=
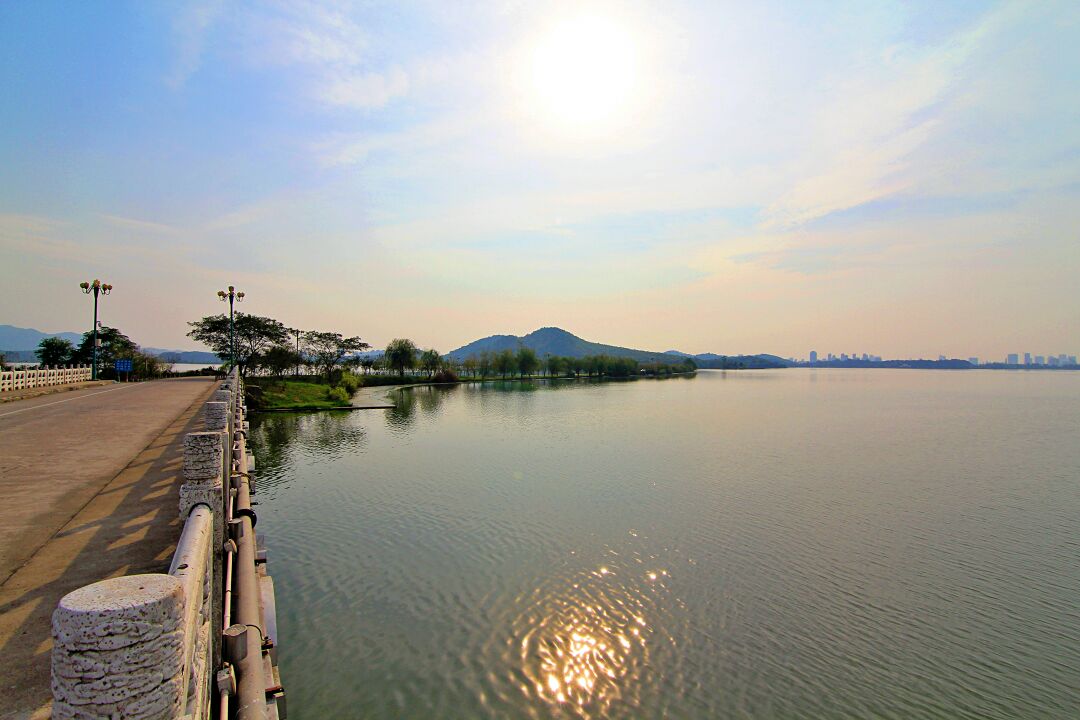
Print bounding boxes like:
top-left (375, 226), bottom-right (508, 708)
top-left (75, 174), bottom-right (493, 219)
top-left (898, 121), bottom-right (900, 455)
top-left (204, 401), bottom-right (229, 433)
top-left (181, 431), bottom-right (225, 674)
top-left (51, 575), bottom-right (188, 719)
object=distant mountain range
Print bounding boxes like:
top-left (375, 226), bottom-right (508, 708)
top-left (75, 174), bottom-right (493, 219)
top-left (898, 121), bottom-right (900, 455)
top-left (0, 325), bottom-right (83, 350)
top-left (0, 324), bottom-right (219, 364)
top-left (143, 349), bottom-right (222, 365)
top-left (447, 327), bottom-right (789, 369)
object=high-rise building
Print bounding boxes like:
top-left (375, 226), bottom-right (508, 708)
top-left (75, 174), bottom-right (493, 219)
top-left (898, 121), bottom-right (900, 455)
top-left (1048, 356), bottom-right (1060, 367)
top-left (1035, 355), bottom-right (1045, 365)
top-left (1024, 353), bottom-right (1031, 365)
top-left (809, 350), bottom-right (818, 364)
top-left (1069, 356), bottom-right (1077, 366)
top-left (1007, 353), bottom-right (1019, 365)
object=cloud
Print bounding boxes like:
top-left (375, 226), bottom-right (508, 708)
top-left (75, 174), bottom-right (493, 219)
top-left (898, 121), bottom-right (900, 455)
top-left (99, 214), bottom-right (181, 236)
top-left (318, 66), bottom-right (409, 109)
top-left (167, 0), bottom-right (223, 88)
top-left (763, 7), bottom-right (996, 228)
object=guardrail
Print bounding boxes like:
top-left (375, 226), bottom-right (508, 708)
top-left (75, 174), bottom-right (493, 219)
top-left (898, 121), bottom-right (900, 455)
top-left (50, 368), bottom-right (284, 719)
top-left (0, 365), bottom-right (92, 392)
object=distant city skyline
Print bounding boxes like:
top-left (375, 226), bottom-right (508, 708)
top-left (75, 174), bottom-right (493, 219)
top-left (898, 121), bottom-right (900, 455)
top-left (805, 349), bottom-right (1078, 366)
top-left (2, 1), bottom-right (1079, 357)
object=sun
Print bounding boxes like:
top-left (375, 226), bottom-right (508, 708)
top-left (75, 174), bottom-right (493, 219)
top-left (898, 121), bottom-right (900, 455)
top-left (526, 14), bottom-right (640, 134)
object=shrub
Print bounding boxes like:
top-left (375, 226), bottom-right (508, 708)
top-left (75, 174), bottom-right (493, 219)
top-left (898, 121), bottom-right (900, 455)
top-left (326, 386), bottom-right (350, 404)
top-left (432, 368), bottom-right (459, 383)
top-left (338, 372), bottom-right (361, 393)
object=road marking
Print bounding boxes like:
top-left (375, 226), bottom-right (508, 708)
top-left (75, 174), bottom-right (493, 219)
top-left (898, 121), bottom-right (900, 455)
top-left (0, 385), bottom-right (137, 418)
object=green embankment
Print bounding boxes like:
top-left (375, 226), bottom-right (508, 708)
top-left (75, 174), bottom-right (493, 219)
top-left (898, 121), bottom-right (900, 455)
top-left (246, 378), bottom-right (352, 411)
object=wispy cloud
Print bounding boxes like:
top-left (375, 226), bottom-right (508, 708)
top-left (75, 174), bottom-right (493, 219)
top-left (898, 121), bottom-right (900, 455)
top-left (762, 7), bottom-right (996, 229)
top-left (99, 214), bottom-right (182, 236)
top-left (318, 66), bottom-right (409, 109)
top-left (167, 0), bottom-right (223, 88)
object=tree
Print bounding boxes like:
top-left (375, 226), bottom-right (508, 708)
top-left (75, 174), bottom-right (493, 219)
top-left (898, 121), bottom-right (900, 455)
top-left (516, 346), bottom-right (539, 378)
top-left (494, 349), bottom-right (516, 378)
top-left (543, 355), bottom-right (561, 377)
top-left (304, 331), bottom-right (370, 383)
top-left (188, 313), bottom-right (288, 376)
top-left (419, 348), bottom-right (440, 377)
top-left (36, 337), bottom-right (74, 366)
top-left (384, 338), bottom-right (418, 379)
top-left (462, 357), bottom-right (478, 377)
top-left (72, 326), bottom-right (137, 377)
top-left (477, 351), bottom-right (493, 378)
top-left (131, 350), bottom-right (171, 379)
top-left (258, 345), bottom-right (302, 383)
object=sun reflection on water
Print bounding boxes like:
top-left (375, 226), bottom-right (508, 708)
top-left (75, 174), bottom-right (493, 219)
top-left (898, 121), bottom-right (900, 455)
top-left (514, 564), bottom-right (670, 717)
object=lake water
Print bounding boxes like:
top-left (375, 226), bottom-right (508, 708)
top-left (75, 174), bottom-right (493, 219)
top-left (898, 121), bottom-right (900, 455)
top-left (247, 369), bottom-right (1080, 719)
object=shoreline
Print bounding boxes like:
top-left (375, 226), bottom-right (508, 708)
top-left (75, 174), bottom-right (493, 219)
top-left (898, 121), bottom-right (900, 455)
top-left (251, 371), bottom-right (698, 414)
top-left (350, 371), bottom-right (698, 409)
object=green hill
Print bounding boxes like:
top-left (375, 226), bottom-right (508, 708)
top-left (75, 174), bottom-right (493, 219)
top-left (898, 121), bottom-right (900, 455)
top-left (447, 327), bottom-right (789, 368)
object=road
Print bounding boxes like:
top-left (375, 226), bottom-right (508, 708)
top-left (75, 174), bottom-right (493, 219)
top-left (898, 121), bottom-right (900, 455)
top-left (0, 377), bottom-right (217, 718)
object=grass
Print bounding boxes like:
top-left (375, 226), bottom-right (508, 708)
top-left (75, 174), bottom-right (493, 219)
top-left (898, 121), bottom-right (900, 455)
top-left (247, 377), bottom-right (352, 410)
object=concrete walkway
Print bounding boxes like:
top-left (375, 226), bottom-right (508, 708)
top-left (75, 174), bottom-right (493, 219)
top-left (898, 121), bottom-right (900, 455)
top-left (0, 377), bottom-right (217, 719)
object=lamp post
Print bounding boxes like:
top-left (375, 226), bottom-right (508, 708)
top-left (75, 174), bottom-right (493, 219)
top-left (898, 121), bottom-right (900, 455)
top-left (79, 280), bottom-right (112, 380)
top-left (290, 327), bottom-right (302, 377)
top-left (217, 286), bottom-right (245, 368)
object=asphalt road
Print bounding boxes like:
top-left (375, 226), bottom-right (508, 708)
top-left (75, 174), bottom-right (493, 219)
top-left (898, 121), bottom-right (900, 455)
top-left (0, 376), bottom-right (218, 718)
top-left (0, 377), bottom-right (216, 585)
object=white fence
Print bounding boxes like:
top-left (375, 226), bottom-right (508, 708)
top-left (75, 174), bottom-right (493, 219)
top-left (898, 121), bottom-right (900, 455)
top-left (0, 365), bottom-right (92, 392)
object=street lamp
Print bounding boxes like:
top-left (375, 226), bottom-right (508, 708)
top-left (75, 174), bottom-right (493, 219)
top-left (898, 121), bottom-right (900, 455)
top-left (217, 286), bottom-right (244, 368)
top-left (79, 279), bottom-right (112, 380)
top-left (289, 327), bottom-right (303, 377)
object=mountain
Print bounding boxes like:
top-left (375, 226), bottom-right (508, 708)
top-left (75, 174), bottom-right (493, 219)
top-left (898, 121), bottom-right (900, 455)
top-left (0, 324), bottom-right (83, 350)
top-left (448, 327), bottom-right (682, 363)
top-left (0, 325), bottom-right (220, 364)
top-left (143, 349), bottom-right (221, 365)
top-left (448, 327), bottom-right (790, 368)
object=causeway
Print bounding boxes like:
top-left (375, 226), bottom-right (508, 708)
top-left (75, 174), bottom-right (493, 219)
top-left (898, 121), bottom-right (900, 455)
top-left (0, 377), bottom-right (217, 719)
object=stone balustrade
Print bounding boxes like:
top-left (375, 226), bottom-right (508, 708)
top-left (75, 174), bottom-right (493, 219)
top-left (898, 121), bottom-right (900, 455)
top-left (49, 368), bottom-right (283, 720)
top-left (0, 365), bottom-right (92, 392)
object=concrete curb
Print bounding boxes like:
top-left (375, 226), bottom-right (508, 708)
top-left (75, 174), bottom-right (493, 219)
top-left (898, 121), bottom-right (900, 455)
top-left (0, 380), bottom-right (114, 404)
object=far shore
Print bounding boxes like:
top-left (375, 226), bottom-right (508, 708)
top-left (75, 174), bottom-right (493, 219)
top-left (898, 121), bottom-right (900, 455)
top-left (249, 371), bottom-right (698, 413)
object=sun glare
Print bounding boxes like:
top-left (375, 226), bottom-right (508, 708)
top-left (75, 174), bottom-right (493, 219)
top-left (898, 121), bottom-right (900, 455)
top-left (527, 14), bottom-right (640, 134)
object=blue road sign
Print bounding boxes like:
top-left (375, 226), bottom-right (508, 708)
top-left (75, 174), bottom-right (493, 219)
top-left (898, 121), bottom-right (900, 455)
top-left (115, 359), bottom-right (133, 372)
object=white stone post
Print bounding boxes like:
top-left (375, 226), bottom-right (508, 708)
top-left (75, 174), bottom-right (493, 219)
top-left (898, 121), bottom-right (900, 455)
top-left (204, 401), bottom-right (229, 433)
top-left (51, 575), bottom-right (187, 719)
top-left (180, 431), bottom-right (225, 676)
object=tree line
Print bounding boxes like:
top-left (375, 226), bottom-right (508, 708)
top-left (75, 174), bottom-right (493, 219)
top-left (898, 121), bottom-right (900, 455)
top-left (187, 313), bottom-right (696, 386)
top-left (382, 339), bottom-right (696, 380)
top-left (31, 328), bottom-right (171, 379)
top-left (187, 313), bottom-right (369, 384)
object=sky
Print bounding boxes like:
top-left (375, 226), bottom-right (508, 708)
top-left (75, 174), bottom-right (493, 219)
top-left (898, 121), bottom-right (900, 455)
top-left (1, 0), bottom-right (1078, 360)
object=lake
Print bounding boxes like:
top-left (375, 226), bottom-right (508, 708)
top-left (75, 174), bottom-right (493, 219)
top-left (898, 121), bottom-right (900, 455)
top-left (247, 369), bottom-right (1080, 719)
